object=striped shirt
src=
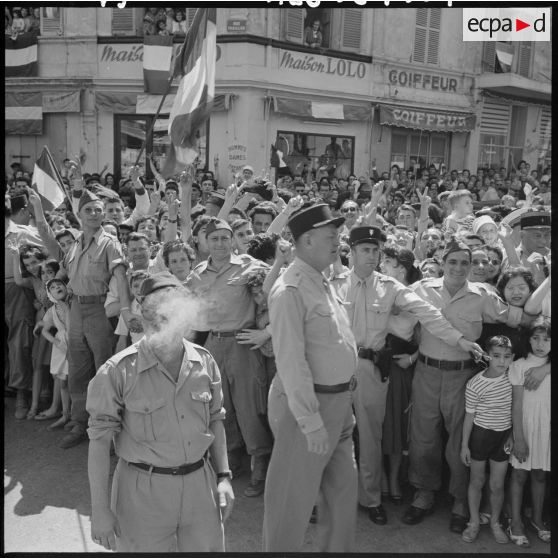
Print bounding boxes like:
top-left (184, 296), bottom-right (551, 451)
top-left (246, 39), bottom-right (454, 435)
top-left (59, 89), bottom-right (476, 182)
top-left (465, 370), bottom-right (512, 431)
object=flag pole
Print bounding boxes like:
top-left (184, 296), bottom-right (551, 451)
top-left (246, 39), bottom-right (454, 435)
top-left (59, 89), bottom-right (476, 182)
top-left (132, 71), bottom-right (176, 172)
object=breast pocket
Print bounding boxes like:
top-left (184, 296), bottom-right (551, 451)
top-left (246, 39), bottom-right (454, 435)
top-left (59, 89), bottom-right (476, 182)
top-left (308, 303), bottom-right (333, 339)
top-left (367, 303), bottom-right (390, 331)
top-left (125, 398), bottom-right (170, 442)
top-left (457, 311), bottom-right (482, 340)
top-left (88, 257), bottom-right (106, 279)
top-left (191, 390), bottom-right (212, 427)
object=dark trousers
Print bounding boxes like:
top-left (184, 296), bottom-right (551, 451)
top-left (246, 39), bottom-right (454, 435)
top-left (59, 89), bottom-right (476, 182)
top-left (204, 334), bottom-right (272, 457)
top-left (4, 282), bottom-right (35, 391)
top-left (67, 300), bottom-right (114, 424)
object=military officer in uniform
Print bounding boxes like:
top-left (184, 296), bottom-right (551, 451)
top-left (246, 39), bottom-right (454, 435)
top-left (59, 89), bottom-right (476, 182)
top-left (86, 273), bottom-right (234, 552)
top-left (263, 203), bottom-right (359, 552)
top-left (335, 226), bottom-right (485, 526)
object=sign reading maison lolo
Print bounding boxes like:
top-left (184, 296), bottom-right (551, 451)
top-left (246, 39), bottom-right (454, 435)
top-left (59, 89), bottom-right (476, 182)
top-left (279, 50), bottom-right (367, 79)
top-left (379, 105), bottom-right (476, 133)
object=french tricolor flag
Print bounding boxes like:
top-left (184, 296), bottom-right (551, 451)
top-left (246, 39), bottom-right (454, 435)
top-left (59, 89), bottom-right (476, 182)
top-left (33, 146), bottom-right (70, 212)
top-left (143, 35), bottom-right (174, 95)
top-left (163, 8), bottom-right (216, 177)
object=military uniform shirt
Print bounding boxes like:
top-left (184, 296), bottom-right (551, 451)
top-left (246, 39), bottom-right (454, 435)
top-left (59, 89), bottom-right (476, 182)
top-left (86, 338), bottom-right (226, 466)
top-left (62, 228), bottom-right (123, 296)
top-left (411, 277), bottom-right (522, 361)
top-left (335, 271), bottom-right (463, 351)
top-left (269, 257), bottom-right (357, 434)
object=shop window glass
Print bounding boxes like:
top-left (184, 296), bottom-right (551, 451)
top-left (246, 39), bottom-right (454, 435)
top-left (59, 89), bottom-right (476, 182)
top-left (390, 129), bottom-right (448, 171)
top-left (478, 133), bottom-right (506, 170)
top-left (115, 115), bottom-right (208, 182)
top-left (276, 131), bottom-right (354, 180)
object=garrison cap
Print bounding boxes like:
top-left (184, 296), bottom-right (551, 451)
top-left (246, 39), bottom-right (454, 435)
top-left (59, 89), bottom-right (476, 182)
top-left (138, 271), bottom-right (182, 299)
top-left (78, 189), bottom-right (102, 212)
top-left (205, 218), bottom-right (233, 237)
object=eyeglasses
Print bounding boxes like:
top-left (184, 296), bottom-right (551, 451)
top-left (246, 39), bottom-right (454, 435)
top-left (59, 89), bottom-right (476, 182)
top-left (341, 207), bottom-right (357, 213)
top-left (488, 259), bottom-right (502, 266)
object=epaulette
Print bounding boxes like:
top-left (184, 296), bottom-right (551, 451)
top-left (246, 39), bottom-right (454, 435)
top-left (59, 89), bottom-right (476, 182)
top-left (108, 342), bottom-right (140, 366)
top-left (281, 266), bottom-right (303, 288)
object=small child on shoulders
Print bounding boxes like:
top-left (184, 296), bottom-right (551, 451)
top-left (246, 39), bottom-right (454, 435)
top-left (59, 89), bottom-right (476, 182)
top-left (442, 190), bottom-right (475, 239)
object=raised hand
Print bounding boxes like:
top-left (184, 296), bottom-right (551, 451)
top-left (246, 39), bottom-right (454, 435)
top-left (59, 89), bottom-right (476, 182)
top-left (371, 180), bottom-right (383, 200)
top-left (497, 222), bottom-right (514, 244)
top-left (128, 165), bottom-right (142, 185)
top-left (275, 238), bottom-right (293, 265)
top-left (27, 186), bottom-right (42, 209)
top-left (285, 195), bottom-right (304, 215)
top-left (224, 183), bottom-right (239, 203)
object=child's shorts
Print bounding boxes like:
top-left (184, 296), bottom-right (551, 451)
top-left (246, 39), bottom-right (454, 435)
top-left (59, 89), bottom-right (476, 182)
top-left (469, 424), bottom-right (511, 462)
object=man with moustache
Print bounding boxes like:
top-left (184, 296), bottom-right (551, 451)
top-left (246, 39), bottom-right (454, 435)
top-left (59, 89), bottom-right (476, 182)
top-left (334, 226), bottom-right (485, 526)
top-left (87, 273), bottom-right (234, 552)
top-left (57, 189), bottom-right (131, 448)
top-left (263, 203), bottom-right (358, 552)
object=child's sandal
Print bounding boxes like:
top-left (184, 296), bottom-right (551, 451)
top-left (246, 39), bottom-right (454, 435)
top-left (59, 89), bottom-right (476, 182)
top-left (47, 414), bottom-right (70, 431)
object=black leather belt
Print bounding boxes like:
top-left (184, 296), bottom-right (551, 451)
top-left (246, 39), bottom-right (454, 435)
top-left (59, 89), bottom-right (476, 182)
top-left (75, 294), bottom-right (106, 304)
top-left (418, 353), bottom-right (473, 371)
top-left (314, 376), bottom-right (357, 393)
top-left (210, 330), bottom-right (240, 338)
top-left (128, 458), bottom-right (204, 476)
top-left (357, 346), bottom-right (377, 361)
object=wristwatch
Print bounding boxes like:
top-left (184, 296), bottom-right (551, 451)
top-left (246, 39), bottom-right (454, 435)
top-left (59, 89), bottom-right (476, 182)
top-left (216, 470), bottom-right (233, 481)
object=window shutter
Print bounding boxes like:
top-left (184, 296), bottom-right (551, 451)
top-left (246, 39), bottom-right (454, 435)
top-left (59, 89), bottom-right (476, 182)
top-left (517, 42), bottom-right (532, 78)
top-left (482, 42), bottom-right (496, 73)
top-left (480, 99), bottom-right (511, 135)
top-left (40, 7), bottom-right (62, 36)
top-left (539, 107), bottom-right (551, 147)
top-left (426, 9), bottom-right (440, 65)
top-left (412, 8), bottom-right (428, 63)
top-left (285, 9), bottom-right (304, 43)
top-left (111, 8), bottom-right (135, 35)
top-left (341, 9), bottom-right (362, 51)
top-left (185, 8), bottom-right (197, 32)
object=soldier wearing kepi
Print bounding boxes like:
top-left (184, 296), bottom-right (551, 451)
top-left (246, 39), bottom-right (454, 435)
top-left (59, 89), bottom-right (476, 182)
top-left (263, 203), bottom-right (359, 552)
top-left (334, 226), bottom-right (487, 526)
top-left (86, 273), bottom-right (234, 552)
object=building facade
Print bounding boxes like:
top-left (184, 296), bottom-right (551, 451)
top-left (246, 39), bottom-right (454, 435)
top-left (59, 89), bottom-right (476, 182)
top-left (5, 6), bottom-right (551, 185)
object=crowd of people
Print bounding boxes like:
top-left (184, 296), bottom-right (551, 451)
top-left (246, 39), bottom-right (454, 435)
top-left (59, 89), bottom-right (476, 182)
top-left (4, 150), bottom-right (551, 551)
top-left (143, 7), bottom-right (191, 36)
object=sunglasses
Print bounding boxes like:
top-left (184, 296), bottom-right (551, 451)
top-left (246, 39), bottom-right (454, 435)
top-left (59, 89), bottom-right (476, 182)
top-left (341, 207), bottom-right (357, 213)
top-left (488, 259), bottom-right (502, 266)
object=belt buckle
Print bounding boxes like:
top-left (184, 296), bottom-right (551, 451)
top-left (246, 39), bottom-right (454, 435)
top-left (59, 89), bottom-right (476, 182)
top-left (171, 467), bottom-right (179, 475)
top-left (349, 376), bottom-right (357, 391)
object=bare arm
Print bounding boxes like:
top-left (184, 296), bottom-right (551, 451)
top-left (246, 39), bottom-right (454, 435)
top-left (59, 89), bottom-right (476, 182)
top-left (178, 168), bottom-right (193, 242)
top-left (523, 275), bottom-right (550, 316)
top-left (460, 412), bottom-right (474, 466)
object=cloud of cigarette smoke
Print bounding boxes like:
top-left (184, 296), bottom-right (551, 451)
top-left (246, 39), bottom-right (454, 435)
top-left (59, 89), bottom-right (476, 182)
top-left (141, 286), bottom-right (207, 353)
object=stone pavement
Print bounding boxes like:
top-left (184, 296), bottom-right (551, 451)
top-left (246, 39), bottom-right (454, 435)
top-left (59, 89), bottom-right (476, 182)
top-left (3, 396), bottom-right (550, 553)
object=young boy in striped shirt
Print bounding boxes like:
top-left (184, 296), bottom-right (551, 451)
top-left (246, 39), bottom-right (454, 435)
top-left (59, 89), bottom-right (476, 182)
top-left (460, 336), bottom-right (514, 544)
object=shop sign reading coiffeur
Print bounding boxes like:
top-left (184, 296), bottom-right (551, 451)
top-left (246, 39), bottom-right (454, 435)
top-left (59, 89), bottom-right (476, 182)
top-left (388, 69), bottom-right (458, 92)
top-left (279, 50), bottom-right (367, 79)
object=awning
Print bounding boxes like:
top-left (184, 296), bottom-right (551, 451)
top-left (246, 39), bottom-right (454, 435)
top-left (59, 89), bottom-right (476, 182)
top-left (5, 92), bottom-right (42, 135)
top-left (95, 91), bottom-right (231, 114)
top-left (42, 91), bottom-right (81, 113)
top-left (272, 96), bottom-right (373, 121)
top-left (378, 104), bottom-right (476, 133)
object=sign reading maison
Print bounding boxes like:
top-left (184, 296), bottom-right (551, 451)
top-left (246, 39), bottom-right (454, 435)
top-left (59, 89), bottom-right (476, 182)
top-left (279, 50), bottom-right (367, 79)
top-left (100, 44), bottom-right (144, 63)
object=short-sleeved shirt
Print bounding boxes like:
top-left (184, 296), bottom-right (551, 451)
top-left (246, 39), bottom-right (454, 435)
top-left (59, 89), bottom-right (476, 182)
top-left (86, 338), bottom-right (226, 466)
top-left (62, 227), bottom-right (123, 296)
top-left (465, 370), bottom-right (512, 431)
top-left (186, 253), bottom-right (269, 332)
top-left (115, 299), bottom-right (144, 343)
top-left (411, 277), bottom-right (522, 361)
top-left (269, 257), bottom-right (358, 434)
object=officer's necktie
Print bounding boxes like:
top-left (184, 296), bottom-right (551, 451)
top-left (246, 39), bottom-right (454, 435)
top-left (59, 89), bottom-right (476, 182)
top-left (352, 279), bottom-right (367, 347)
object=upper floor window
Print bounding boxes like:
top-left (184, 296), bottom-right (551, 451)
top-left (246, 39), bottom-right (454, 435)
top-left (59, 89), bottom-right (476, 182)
top-left (481, 41), bottom-right (533, 78)
top-left (412, 8), bottom-right (440, 65)
top-left (111, 7), bottom-right (197, 37)
top-left (5, 5), bottom-right (43, 38)
top-left (283, 8), bottom-right (363, 53)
